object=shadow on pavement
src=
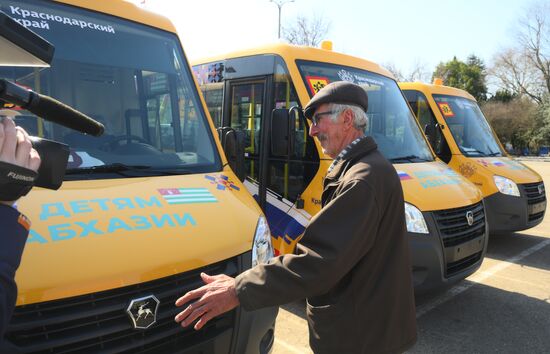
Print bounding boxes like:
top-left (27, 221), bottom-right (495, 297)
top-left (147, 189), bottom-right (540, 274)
top-left (407, 281), bottom-right (550, 353)
top-left (485, 231), bottom-right (550, 271)
top-left (280, 281), bottom-right (550, 353)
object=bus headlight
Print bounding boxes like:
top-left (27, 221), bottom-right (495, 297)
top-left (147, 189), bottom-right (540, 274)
top-left (252, 216), bottom-right (274, 267)
top-left (405, 202), bottom-right (429, 234)
top-left (493, 175), bottom-right (520, 197)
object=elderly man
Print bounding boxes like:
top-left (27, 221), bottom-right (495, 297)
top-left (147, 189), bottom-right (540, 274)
top-left (175, 81), bottom-right (417, 354)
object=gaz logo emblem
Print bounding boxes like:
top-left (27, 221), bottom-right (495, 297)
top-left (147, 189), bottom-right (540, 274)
top-left (466, 211), bottom-right (474, 226)
top-left (126, 295), bottom-right (160, 329)
top-left (538, 184), bottom-right (544, 195)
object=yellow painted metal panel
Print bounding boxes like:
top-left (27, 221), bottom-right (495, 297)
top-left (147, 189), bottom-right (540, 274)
top-left (16, 169), bottom-right (260, 304)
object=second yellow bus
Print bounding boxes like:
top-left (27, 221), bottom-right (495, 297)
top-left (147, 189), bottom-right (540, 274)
top-left (193, 43), bottom-right (488, 294)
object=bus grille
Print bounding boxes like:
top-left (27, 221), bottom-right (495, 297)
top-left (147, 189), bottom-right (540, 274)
top-left (446, 251), bottom-right (483, 276)
top-left (521, 182), bottom-right (546, 222)
top-left (5, 258), bottom-right (239, 353)
top-left (433, 202), bottom-right (485, 276)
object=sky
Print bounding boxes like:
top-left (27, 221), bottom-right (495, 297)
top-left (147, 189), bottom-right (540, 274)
top-left (136, 0), bottom-right (537, 89)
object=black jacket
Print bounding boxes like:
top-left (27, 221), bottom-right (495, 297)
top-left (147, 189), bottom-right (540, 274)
top-left (0, 205), bottom-right (30, 341)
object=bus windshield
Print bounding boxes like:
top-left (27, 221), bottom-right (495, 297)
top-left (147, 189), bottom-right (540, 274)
top-left (297, 61), bottom-right (433, 163)
top-left (433, 94), bottom-right (503, 157)
top-left (0, 0), bottom-right (220, 178)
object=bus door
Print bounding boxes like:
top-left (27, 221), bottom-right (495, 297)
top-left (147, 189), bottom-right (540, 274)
top-left (223, 77), bottom-right (273, 211)
top-left (223, 77), bottom-right (312, 254)
top-left (402, 89), bottom-right (452, 163)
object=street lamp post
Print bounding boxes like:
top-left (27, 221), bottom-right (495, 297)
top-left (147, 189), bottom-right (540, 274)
top-left (270, 0), bottom-right (294, 39)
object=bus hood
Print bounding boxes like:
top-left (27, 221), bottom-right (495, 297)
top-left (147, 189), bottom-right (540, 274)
top-left (469, 157), bottom-right (543, 184)
top-left (396, 161), bottom-right (483, 211)
top-left (15, 171), bottom-right (260, 305)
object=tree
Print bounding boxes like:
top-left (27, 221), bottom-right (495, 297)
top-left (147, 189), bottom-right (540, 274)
top-left (282, 15), bottom-right (330, 47)
top-left (481, 97), bottom-right (537, 151)
top-left (531, 96), bottom-right (550, 148)
top-left (489, 1), bottom-right (550, 103)
top-left (383, 62), bottom-right (405, 81)
top-left (383, 60), bottom-right (431, 82)
top-left (489, 89), bottom-right (517, 103)
top-left (432, 55), bottom-right (488, 101)
top-left (490, 48), bottom-right (546, 104)
top-left (465, 55), bottom-right (488, 101)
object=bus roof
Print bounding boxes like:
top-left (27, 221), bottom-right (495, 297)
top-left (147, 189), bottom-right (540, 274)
top-left (399, 81), bottom-right (477, 102)
top-left (55, 0), bottom-right (177, 33)
top-left (192, 42), bottom-right (396, 80)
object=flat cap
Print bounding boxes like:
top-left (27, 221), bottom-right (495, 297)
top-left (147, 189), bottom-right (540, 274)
top-left (303, 81), bottom-right (369, 119)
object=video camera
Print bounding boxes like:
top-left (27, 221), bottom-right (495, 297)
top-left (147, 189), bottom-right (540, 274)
top-left (0, 10), bottom-right (104, 201)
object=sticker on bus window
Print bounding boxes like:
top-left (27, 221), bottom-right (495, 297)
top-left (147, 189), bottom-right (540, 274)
top-left (192, 63), bottom-right (224, 85)
top-left (437, 102), bottom-right (455, 117)
top-left (306, 76), bottom-right (330, 95)
top-left (337, 70), bottom-right (355, 83)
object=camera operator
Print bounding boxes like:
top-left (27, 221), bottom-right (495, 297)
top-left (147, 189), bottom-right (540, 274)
top-left (0, 116), bottom-right (41, 340)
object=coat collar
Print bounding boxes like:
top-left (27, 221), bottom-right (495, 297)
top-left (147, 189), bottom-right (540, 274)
top-left (325, 136), bottom-right (378, 181)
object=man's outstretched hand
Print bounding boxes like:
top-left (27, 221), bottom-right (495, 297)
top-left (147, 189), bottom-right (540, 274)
top-left (175, 273), bottom-right (240, 330)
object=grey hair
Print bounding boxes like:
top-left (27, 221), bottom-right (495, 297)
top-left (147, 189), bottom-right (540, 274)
top-left (329, 103), bottom-right (368, 131)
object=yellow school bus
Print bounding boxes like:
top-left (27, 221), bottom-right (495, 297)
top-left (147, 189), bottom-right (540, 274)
top-left (193, 43), bottom-right (488, 294)
top-left (1, 1), bottom-right (277, 352)
top-left (400, 81), bottom-right (546, 233)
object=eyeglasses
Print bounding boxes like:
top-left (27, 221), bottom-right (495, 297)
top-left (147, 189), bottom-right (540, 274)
top-left (311, 110), bottom-right (334, 126)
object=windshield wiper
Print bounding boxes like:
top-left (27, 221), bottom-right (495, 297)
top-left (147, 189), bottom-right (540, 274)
top-left (485, 151), bottom-right (502, 157)
top-left (460, 147), bottom-right (484, 155)
top-left (66, 163), bottom-right (192, 177)
top-left (462, 148), bottom-right (499, 157)
top-left (390, 155), bottom-right (429, 163)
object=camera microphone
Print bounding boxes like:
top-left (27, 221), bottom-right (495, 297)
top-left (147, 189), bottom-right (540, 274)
top-left (0, 78), bottom-right (104, 136)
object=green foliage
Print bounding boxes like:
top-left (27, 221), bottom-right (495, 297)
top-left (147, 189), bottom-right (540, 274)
top-left (489, 89), bottom-right (517, 103)
top-left (484, 94), bottom-right (550, 153)
top-left (432, 55), bottom-right (488, 102)
top-left (481, 97), bottom-right (537, 151)
top-left (531, 95), bottom-right (550, 148)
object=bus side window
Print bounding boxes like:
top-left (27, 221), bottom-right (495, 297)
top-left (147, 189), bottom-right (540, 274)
top-left (227, 82), bottom-right (264, 180)
top-left (201, 84), bottom-right (224, 128)
top-left (404, 90), bottom-right (451, 163)
top-left (268, 61), bottom-right (320, 203)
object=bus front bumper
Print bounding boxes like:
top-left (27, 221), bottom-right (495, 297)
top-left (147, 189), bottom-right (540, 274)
top-left (484, 192), bottom-right (546, 234)
top-left (409, 210), bottom-right (488, 296)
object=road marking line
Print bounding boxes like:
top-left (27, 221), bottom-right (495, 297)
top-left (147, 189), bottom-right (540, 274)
top-left (479, 272), bottom-right (550, 291)
top-left (274, 338), bottom-right (309, 354)
top-left (416, 238), bottom-right (550, 318)
top-left (517, 229), bottom-right (550, 238)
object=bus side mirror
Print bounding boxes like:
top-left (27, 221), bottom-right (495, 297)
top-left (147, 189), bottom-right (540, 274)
top-left (424, 124), bottom-right (437, 148)
top-left (271, 108), bottom-right (296, 157)
top-left (218, 127), bottom-right (245, 181)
